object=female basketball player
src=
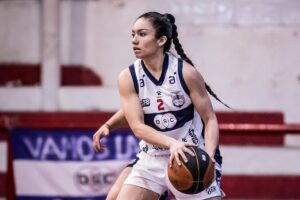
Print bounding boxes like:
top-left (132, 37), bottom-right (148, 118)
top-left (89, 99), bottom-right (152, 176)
top-left (94, 11), bottom-right (226, 200)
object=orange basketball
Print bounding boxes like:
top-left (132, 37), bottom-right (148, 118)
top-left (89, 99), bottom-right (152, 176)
top-left (167, 147), bottom-right (215, 194)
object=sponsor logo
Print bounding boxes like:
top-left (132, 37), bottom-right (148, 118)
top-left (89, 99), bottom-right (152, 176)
top-left (152, 145), bottom-right (168, 151)
top-left (188, 129), bottom-right (199, 145)
top-left (206, 185), bottom-right (216, 195)
top-left (140, 98), bottom-right (150, 107)
top-left (171, 92), bottom-right (185, 108)
top-left (154, 113), bottom-right (177, 130)
top-left (202, 154), bottom-right (206, 161)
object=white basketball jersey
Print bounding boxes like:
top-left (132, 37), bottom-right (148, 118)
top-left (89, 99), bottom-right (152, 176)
top-left (129, 52), bottom-right (205, 156)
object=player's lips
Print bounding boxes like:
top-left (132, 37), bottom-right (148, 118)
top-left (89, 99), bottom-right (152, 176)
top-left (133, 47), bottom-right (141, 51)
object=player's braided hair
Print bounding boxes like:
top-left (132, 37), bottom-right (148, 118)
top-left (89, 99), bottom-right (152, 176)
top-left (138, 12), bottom-right (229, 108)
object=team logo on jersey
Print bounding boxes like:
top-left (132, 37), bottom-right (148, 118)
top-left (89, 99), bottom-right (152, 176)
top-left (171, 91), bottom-right (185, 108)
top-left (140, 98), bottom-right (150, 107)
top-left (154, 113), bottom-right (177, 130)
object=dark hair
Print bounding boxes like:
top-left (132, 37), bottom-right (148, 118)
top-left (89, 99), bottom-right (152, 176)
top-left (138, 12), bottom-right (229, 108)
top-left (138, 12), bottom-right (173, 52)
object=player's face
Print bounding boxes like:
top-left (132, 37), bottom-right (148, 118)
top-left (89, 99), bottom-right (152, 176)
top-left (131, 18), bottom-right (162, 59)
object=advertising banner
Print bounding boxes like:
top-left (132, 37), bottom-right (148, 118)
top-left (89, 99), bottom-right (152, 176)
top-left (11, 128), bottom-right (139, 200)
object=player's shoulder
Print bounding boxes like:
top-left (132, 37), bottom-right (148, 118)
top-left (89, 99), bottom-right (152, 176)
top-left (182, 61), bottom-right (203, 82)
top-left (118, 66), bottom-right (136, 93)
top-left (118, 67), bottom-right (131, 80)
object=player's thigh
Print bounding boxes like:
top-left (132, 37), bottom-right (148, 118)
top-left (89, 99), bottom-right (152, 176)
top-left (116, 184), bottom-right (160, 200)
top-left (106, 167), bottom-right (132, 200)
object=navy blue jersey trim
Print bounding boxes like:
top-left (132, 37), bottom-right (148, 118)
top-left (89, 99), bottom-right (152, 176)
top-left (214, 146), bottom-right (222, 166)
top-left (141, 54), bottom-right (169, 86)
top-left (126, 157), bottom-right (139, 167)
top-left (178, 59), bottom-right (190, 95)
top-left (200, 118), bottom-right (222, 165)
top-left (144, 104), bottom-right (194, 132)
top-left (129, 64), bottom-right (139, 94)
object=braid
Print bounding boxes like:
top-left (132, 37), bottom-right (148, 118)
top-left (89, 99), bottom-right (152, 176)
top-left (204, 83), bottom-right (230, 108)
top-left (172, 25), bottom-right (194, 66)
top-left (165, 14), bottom-right (230, 108)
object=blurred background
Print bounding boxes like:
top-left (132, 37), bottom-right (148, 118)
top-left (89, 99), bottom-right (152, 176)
top-left (0, 0), bottom-right (300, 199)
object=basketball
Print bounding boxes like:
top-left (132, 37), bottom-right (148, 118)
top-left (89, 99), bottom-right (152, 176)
top-left (167, 147), bottom-right (215, 194)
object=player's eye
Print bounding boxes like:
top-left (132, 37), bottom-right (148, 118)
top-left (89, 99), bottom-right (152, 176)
top-left (139, 32), bottom-right (146, 37)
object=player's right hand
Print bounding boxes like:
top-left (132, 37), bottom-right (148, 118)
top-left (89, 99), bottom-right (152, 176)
top-left (93, 124), bottom-right (110, 152)
top-left (169, 140), bottom-right (197, 167)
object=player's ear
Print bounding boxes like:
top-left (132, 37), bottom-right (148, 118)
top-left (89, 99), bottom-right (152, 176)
top-left (157, 36), bottom-right (167, 47)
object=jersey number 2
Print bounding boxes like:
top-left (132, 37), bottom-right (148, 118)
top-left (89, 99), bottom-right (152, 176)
top-left (157, 99), bottom-right (164, 111)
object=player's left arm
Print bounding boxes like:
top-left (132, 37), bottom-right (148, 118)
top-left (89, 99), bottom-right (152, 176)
top-left (182, 62), bottom-right (219, 161)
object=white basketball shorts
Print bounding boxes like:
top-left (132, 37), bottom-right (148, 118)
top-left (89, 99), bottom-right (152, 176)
top-left (124, 151), bottom-right (223, 200)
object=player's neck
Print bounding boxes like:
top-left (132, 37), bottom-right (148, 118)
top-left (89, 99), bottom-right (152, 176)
top-left (142, 52), bottom-right (165, 73)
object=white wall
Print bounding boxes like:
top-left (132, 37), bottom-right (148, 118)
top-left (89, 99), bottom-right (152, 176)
top-left (0, 0), bottom-right (300, 122)
top-left (0, 0), bottom-right (40, 63)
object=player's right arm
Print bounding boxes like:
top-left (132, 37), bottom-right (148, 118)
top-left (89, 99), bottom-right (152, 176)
top-left (118, 68), bottom-right (196, 166)
top-left (93, 109), bottom-right (127, 152)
